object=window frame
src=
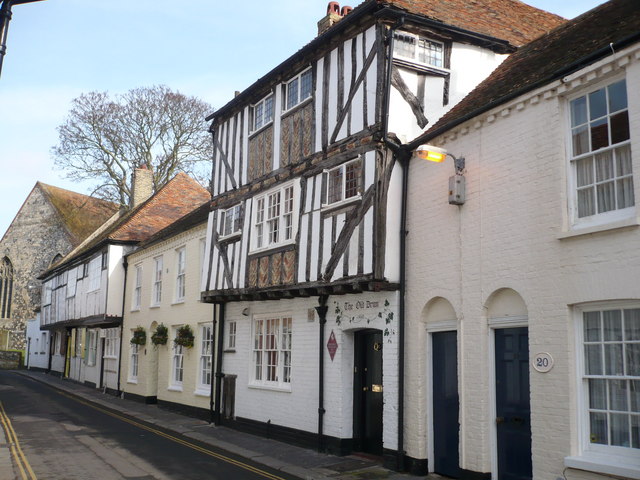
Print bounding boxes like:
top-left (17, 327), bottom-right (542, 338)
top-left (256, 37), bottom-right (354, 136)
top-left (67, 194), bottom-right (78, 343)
top-left (196, 324), bottom-right (213, 394)
top-left (572, 301), bottom-right (640, 471)
top-left (227, 320), bottom-right (237, 351)
top-left (284, 68), bottom-right (313, 112)
top-left (393, 31), bottom-right (446, 70)
top-left (132, 264), bottom-right (142, 311)
top-left (322, 157), bottom-right (363, 207)
top-left (86, 330), bottom-right (97, 366)
top-left (219, 204), bottom-right (243, 239)
top-left (87, 255), bottom-right (101, 292)
top-left (151, 256), bottom-right (163, 307)
top-left (170, 339), bottom-right (184, 390)
top-left (250, 93), bottom-right (275, 133)
top-left (567, 77), bottom-right (634, 229)
top-left (129, 342), bottom-right (139, 383)
top-left (250, 314), bottom-right (292, 390)
top-left (250, 181), bottom-right (299, 252)
top-left (175, 247), bottom-right (186, 303)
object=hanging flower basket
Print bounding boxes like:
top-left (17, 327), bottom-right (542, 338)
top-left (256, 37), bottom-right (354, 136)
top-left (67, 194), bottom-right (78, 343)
top-left (174, 324), bottom-right (194, 348)
top-left (151, 323), bottom-right (168, 346)
top-left (130, 326), bottom-right (146, 346)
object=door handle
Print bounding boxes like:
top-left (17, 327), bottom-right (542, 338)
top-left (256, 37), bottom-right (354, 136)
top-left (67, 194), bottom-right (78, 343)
top-left (496, 417), bottom-right (505, 424)
top-left (363, 386), bottom-right (369, 392)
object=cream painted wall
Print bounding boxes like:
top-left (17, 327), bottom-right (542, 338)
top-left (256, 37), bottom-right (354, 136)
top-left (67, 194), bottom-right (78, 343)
top-left (121, 222), bottom-right (213, 412)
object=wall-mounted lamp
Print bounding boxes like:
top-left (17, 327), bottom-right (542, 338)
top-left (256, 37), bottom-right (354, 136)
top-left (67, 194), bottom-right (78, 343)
top-left (414, 144), bottom-right (466, 205)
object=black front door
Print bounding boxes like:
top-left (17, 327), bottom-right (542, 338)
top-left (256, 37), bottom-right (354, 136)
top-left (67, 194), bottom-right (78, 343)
top-left (353, 330), bottom-right (383, 455)
top-left (432, 330), bottom-right (460, 478)
top-left (495, 327), bottom-right (532, 480)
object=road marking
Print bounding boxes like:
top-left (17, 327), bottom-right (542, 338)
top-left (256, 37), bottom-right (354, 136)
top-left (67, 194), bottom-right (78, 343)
top-left (52, 388), bottom-right (290, 480)
top-left (0, 402), bottom-right (37, 480)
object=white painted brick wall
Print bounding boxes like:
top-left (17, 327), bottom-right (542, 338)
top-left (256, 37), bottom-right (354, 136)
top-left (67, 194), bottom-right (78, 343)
top-left (223, 291), bottom-right (399, 447)
top-left (404, 49), bottom-right (640, 480)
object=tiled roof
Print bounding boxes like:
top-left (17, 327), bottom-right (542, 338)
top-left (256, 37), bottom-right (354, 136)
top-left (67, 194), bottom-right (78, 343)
top-left (38, 183), bottom-right (119, 245)
top-left (209, 0), bottom-right (565, 122)
top-left (414, 0), bottom-right (639, 144)
top-left (380, 0), bottom-right (565, 47)
top-left (43, 173), bottom-right (210, 275)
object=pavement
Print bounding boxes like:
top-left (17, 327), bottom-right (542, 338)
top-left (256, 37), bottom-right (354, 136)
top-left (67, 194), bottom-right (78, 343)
top-left (11, 370), bottom-right (436, 480)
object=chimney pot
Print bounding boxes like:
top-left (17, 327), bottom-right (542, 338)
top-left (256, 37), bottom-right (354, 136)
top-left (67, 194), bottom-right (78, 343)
top-left (341, 6), bottom-right (352, 16)
top-left (327, 2), bottom-right (340, 15)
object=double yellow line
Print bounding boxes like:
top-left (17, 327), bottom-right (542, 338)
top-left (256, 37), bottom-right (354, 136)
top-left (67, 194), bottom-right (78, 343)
top-left (0, 402), bottom-right (37, 480)
top-left (54, 389), bottom-right (289, 480)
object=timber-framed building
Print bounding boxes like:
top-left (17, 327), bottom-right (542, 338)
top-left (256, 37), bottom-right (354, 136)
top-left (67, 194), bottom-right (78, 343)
top-left (200, 0), bottom-right (564, 473)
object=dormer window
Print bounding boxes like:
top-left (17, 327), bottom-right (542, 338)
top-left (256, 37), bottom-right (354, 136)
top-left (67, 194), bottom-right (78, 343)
top-left (393, 32), bottom-right (444, 69)
top-left (285, 69), bottom-right (312, 111)
top-left (251, 94), bottom-right (274, 132)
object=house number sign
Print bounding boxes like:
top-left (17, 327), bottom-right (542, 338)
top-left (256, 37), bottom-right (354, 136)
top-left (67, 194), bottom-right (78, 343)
top-left (532, 352), bottom-right (554, 373)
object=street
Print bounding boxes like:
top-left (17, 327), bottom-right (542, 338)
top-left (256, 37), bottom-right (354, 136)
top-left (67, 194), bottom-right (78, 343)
top-left (0, 371), bottom-right (300, 480)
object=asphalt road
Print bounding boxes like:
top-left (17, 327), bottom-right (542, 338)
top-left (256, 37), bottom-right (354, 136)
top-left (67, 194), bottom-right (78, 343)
top-left (0, 371), bottom-right (300, 480)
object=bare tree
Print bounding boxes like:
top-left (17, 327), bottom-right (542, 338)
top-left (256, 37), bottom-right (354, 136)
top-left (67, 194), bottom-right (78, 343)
top-left (52, 85), bottom-right (213, 207)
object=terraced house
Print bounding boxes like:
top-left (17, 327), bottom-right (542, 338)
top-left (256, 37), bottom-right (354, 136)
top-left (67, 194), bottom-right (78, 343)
top-left (403, 1), bottom-right (640, 479)
top-left (200, 0), bottom-right (563, 473)
top-left (39, 170), bottom-right (209, 393)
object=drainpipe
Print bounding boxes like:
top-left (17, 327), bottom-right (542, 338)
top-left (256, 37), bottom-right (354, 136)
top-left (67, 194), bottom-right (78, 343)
top-left (213, 302), bottom-right (225, 425)
top-left (25, 337), bottom-right (30, 369)
top-left (47, 330), bottom-right (53, 373)
top-left (382, 17), bottom-right (408, 472)
top-left (315, 294), bottom-right (329, 452)
top-left (116, 257), bottom-right (128, 396)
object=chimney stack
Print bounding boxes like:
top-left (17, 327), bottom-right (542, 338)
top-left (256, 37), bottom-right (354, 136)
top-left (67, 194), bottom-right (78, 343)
top-left (318, 2), bottom-right (352, 36)
top-left (131, 164), bottom-right (154, 208)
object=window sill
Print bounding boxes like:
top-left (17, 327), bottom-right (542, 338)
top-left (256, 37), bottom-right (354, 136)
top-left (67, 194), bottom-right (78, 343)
top-left (321, 195), bottom-right (361, 213)
top-left (224, 348), bottom-right (236, 353)
top-left (249, 121), bottom-right (273, 138)
top-left (194, 388), bottom-right (210, 397)
top-left (150, 304), bottom-right (161, 309)
top-left (248, 383), bottom-right (292, 393)
top-left (249, 238), bottom-right (296, 256)
top-left (282, 96), bottom-right (313, 117)
top-left (171, 300), bottom-right (185, 306)
top-left (127, 379), bottom-right (138, 385)
top-left (218, 231), bottom-right (242, 243)
top-left (130, 307), bottom-right (140, 313)
top-left (559, 216), bottom-right (639, 239)
top-left (565, 453), bottom-right (640, 479)
top-left (167, 385), bottom-right (183, 392)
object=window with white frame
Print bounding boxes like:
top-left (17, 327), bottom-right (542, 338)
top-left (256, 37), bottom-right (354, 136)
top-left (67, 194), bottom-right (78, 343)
top-left (133, 264), bottom-right (142, 310)
top-left (104, 328), bottom-right (119, 358)
top-left (227, 320), bottom-right (237, 350)
top-left (129, 343), bottom-right (139, 382)
top-left (175, 247), bottom-right (186, 302)
top-left (579, 305), bottom-right (639, 457)
top-left (86, 330), bottom-right (97, 366)
top-left (40, 332), bottom-right (46, 354)
top-left (285, 69), bottom-right (312, 111)
top-left (198, 324), bottom-right (213, 391)
top-left (252, 182), bottom-right (297, 251)
top-left (252, 315), bottom-right (292, 387)
top-left (152, 256), bottom-right (163, 306)
top-left (323, 158), bottom-right (363, 206)
top-left (569, 78), bottom-right (633, 224)
top-left (251, 93), bottom-right (274, 132)
top-left (220, 204), bottom-right (242, 237)
top-left (171, 342), bottom-right (184, 389)
top-left (393, 31), bottom-right (444, 68)
top-left (87, 256), bottom-right (101, 292)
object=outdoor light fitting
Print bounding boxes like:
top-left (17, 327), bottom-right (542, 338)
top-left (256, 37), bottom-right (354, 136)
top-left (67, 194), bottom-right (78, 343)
top-left (414, 144), bottom-right (466, 205)
top-left (414, 144), bottom-right (465, 174)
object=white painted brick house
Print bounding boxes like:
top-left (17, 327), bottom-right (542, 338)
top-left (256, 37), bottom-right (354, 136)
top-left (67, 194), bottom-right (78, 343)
top-left (200, 0), bottom-right (563, 472)
top-left (403, 1), bottom-right (640, 479)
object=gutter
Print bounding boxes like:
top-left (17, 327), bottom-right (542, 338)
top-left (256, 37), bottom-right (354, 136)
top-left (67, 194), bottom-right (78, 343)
top-left (405, 31), bottom-right (640, 151)
top-left (116, 257), bottom-right (128, 396)
top-left (213, 302), bottom-right (225, 425)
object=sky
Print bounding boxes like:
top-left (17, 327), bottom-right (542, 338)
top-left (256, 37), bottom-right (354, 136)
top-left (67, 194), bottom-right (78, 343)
top-left (0, 0), bottom-right (606, 236)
